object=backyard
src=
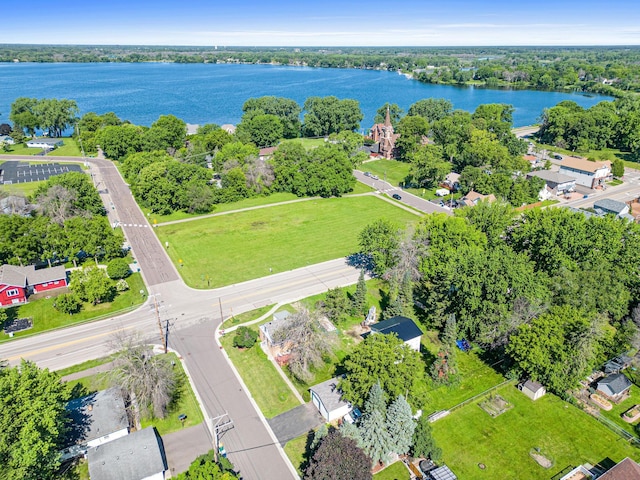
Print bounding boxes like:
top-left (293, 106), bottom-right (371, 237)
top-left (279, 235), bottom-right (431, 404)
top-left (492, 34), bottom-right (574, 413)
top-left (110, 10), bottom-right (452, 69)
top-left (156, 195), bottom-right (420, 288)
top-left (431, 384), bottom-right (640, 480)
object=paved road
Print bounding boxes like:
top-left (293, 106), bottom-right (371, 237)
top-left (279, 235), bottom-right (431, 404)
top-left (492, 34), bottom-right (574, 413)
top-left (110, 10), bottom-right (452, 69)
top-left (354, 170), bottom-right (451, 215)
top-left (0, 153), bottom-right (363, 479)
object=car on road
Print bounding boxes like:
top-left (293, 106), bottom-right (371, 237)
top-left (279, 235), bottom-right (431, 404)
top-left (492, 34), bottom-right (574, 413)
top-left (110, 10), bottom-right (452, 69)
top-left (553, 153), bottom-right (563, 160)
top-left (392, 193), bottom-right (402, 200)
top-left (363, 171), bottom-right (371, 177)
top-left (371, 174), bottom-right (379, 180)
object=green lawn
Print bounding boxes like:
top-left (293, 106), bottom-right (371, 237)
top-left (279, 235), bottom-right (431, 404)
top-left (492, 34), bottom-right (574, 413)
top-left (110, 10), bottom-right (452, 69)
top-left (46, 138), bottom-right (82, 156)
top-left (374, 461), bottom-right (411, 480)
top-left (56, 356), bottom-right (113, 377)
top-left (0, 179), bottom-right (46, 197)
top-left (157, 195), bottom-right (420, 288)
top-left (140, 353), bottom-right (204, 435)
top-left (362, 159), bottom-right (411, 187)
top-left (432, 384), bottom-right (640, 480)
top-left (284, 433), bottom-right (311, 476)
top-left (220, 332), bottom-right (300, 418)
top-left (0, 273), bottom-right (147, 342)
top-left (282, 138), bottom-right (327, 150)
top-left (65, 371), bottom-right (112, 394)
top-left (597, 373), bottom-right (640, 436)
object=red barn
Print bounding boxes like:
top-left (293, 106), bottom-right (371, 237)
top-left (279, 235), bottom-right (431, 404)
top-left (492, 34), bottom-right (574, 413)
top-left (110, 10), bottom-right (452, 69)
top-left (0, 264), bottom-right (68, 307)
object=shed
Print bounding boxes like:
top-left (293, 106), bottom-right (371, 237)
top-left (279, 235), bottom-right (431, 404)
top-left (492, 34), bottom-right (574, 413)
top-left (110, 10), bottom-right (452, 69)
top-left (429, 465), bottom-right (457, 480)
top-left (367, 316), bottom-right (422, 351)
top-left (88, 427), bottom-right (167, 480)
top-left (521, 379), bottom-right (546, 401)
top-left (309, 377), bottom-right (352, 422)
top-left (597, 374), bottom-right (632, 401)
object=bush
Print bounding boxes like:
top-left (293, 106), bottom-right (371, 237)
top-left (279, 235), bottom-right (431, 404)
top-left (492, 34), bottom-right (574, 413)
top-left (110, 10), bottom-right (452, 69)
top-left (115, 279), bottom-right (130, 292)
top-left (53, 293), bottom-right (82, 314)
top-left (107, 258), bottom-right (131, 279)
top-left (232, 326), bottom-right (259, 349)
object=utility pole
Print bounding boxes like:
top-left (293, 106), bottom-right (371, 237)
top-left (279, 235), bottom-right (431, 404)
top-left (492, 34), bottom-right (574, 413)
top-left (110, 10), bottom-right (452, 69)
top-left (209, 413), bottom-right (234, 462)
top-left (150, 294), bottom-right (167, 353)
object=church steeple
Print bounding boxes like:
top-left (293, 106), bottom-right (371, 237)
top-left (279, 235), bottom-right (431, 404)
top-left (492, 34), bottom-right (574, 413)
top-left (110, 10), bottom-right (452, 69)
top-left (384, 106), bottom-right (392, 127)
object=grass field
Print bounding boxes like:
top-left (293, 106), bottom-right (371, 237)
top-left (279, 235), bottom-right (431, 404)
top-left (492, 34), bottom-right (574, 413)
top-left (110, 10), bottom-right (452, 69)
top-left (282, 138), bottom-right (327, 150)
top-left (2, 138), bottom-right (82, 157)
top-left (374, 461), bottom-right (411, 480)
top-left (284, 433), bottom-right (310, 476)
top-left (0, 179), bottom-right (46, 197)
top-left (432, 384), bottom-right (640, 480)
top-left (156, 195), bottom-right (420, 288)
top-left (362, 159), bottom-right (411, 187)
top-left (220, 332), bottom-right (300, 418)
top-left (0, 273), bottom-right (147, 342)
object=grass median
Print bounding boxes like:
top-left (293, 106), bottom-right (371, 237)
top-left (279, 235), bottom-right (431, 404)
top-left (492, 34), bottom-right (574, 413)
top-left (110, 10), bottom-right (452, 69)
top-left (157, 195), bottom-right (420, 288)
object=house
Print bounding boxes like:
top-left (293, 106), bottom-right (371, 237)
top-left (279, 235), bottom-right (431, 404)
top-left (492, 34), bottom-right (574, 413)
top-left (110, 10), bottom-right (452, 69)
top-left (26, 138), bottom-right (64, 149)
top-left (0, 135), bottom-right (15, 145)
top-left (597, 373), bottom-right (632, 402)
top-left (444, 172), bottom-right (460, 191)
top-left (259, 146), bottom-right (277, 160)
top-left (428, 465), bottom-right (457, 480)
top-left (458, 190), bottom-right (497, 208)
top-left (87, 427), bottom-right (167, 480)
top-left (367, 315), bottom-right (422, 351)
top-left (520, 379), bottom-right (546, 401)
top-left (259, 310), bottom-right (291, 347)
top-left (593, 198), bottom-right (630, 217)
top-left (558, 464), bottom-right (598, 480)
top-left (599, 457), bottom-right (640, 479)
top-left (220, 124), bottom-right (236, 135)
top-left (63, 388), bottom-right (129, 460)
top-left (0, 264), bottom-right (68, 307)
top-left (369, 108), bottom-right (399, 159)
top-left (523, 154), bottom-right (538, 168)
top-left (309, 377), bottom-right (352, 422)
top-left (558, 157), bottom-right (611, 189)
top-left (527, 170), bottom-right (576, 195)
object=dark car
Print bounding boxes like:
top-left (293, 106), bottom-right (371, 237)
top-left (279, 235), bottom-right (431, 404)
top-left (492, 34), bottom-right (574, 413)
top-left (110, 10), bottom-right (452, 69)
top-left (392, 193), bottom-right (402, 200)
top-left (363, 171), bottom-right (371, 177)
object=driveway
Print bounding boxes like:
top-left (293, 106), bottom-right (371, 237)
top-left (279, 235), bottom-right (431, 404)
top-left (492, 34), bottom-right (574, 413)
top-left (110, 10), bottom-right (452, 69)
top-left (162, 422), bottom-right (212, 476)
top-left (267, 403), bottom-right (324, 445)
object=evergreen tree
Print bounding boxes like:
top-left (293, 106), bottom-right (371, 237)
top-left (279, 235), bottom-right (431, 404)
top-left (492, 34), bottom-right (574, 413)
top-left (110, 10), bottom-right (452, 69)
top-left (411, 415), bottom-right (442, 463)
top-left (364, 382), bottom-right (386, 414)
top-left (386, 395), bottom-right (416, 455)
top-left (352, 269), bottom-right (367, 316)
top-left (383, 294), bottom-right (404, 320)
top-left (310, 424), bottom-right (329, 451)
top-left (442, 314), bottom-right (457, 348)
top-left (340, 421), bottom-right (363, 447)
top-left (359, 408), bottom-right (393, 466)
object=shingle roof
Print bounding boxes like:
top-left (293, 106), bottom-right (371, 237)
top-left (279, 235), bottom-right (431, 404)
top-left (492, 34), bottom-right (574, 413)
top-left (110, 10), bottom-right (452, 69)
top-left (594, 198), bottom-right (628, 215)
top-left (560, 157), bottom-right (610, 173)
top-left (598, 373), bottom-right (632, 396)
top-left (88, 427), bottom-right (166, 480)
top-left (599, 457), bottom-right (640, 480)
top-left (0, 265), bottom-right (27, 288)
top-left (527, 170), bottom-right (576, 184)
top-left (66, 388), bottom-right (128, 446)
top-left (309, 377), bottom-right (350, 414)
top-left (370, 316), bottom-right (422, 342)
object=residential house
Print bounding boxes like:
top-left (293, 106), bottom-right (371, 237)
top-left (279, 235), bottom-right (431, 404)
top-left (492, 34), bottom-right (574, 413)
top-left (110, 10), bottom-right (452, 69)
top-left (369, 108), bottom-right (399, 159)
top-left (593, 198), bottom-right (630, 217)
top-left (220, 124), bottom-right (236, 135)
top-left (87, 427), bottom-right (167, 480)
top-left (444, 172), bottom-right (461, 192)
top-left (527, 170), bottom-right (576, 195)
top-left (26, 138), bottom-right (64, 149)
top-left (523, 154), bottom-right (539, 168)
top-left (558, 157), bottom-right (611, 189)
top-left (0, 264), bottom-right (68, 307)
top-left (599, 457), bottom-right (640, 479)
top-left (365, 315), bottom-right (422, 351)
top-left (0, 135), bottom-right (15, 145)
top-left (259, 146), bottom-right (277, 160)
top-left (597, 374), bottom-right (632, 402)
top-left (309, 377), bottom-right (352, 422)
top-left (520, 379), bottom-right (546, 401)
top-left (62, 388), bottom-right (129, 460)
top-left (458, 190), bottom-right (497, 208)
top-left (259, 310), bottom-right (291, 351)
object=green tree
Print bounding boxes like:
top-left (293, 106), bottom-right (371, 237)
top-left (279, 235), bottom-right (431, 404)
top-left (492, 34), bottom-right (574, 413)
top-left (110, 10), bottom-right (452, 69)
top-left (96, 124), bottom-right (143, 160)
top-left (340, 334), bottom-right (424, 409)
top-left (53, 292), bottom-right (82, 314)
top-left (352, 270), bottom-right (368, 316)
top-left (394, 115), bottom-right (430, 160)
top-left (236, 113), bottom-right (283, 147)
top-left (303, 96), bottom-right (363, 137)
top-left (612, 158), bottom-right (625, 178)
top-left (232, 326), bottom-right (259, 349)
top-left (411, 415), bottom-right (442, 462)
top-left (386, 395), bottom-right (415, 455)
top-left (148, 114), bottom-right (187, 150)
top-left (408, 98), bottom-right (453, 123)
top-left (242, 96), bottom-right (301, 138)
top-left (106, 258), bottom-right (131, 279)
top-left (358, 219), bottom-right (401, 276)
top-left (176, 450), bottom-right (238, 479)
top-left (359, 408), bottom-right (392, 466)
top-left (305, 429), bottom-right (372, 480)
top-left (32, 98), bottom-right (79, 137)
top-left (0, 360), bottom-right (72, 480)
top-left (69, 266), bottom-right (116, 305)
top-left (431, 110), bottom-right (473, 162)
top-left (9, 97), bottom-right (39, 137)
top-left (373, 103), bottom-right (404, 128)
top-left (35, 171), bottom-right (105, 217)
top-left (322, 287), bottom-right (350, 324)
top-left (409, 144), bottom-right (450, 188)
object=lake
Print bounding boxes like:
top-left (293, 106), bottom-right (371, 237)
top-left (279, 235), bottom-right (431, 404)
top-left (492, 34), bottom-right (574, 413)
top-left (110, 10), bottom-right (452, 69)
top-left (0, 62), bottom-right (612, 129)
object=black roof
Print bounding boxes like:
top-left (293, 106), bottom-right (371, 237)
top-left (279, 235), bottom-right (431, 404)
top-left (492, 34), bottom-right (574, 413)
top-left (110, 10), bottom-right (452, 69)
top-left (370, 316), bottom-right (422, 342)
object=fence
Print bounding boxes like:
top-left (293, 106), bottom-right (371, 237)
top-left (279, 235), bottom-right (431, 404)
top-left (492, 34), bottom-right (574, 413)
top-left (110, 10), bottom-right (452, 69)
top-left (593, 413), bottom-right (640, 446)
top-left (447, 378), bottom-right (516, 414)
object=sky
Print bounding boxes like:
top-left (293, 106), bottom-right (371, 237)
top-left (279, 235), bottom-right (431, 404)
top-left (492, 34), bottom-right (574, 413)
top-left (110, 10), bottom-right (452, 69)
top-left (1, 0), bottom-right (639, 46)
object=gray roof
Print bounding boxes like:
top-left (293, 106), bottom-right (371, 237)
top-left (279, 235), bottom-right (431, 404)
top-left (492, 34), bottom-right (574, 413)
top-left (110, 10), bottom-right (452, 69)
top-left (430, 465), bottom-right (457, 480)
top-left (273, 310), bottom-right (291, 322)
top-left (0, 265), bottom-right (27, 287)
top-left (523, 379), bottom-right (544, 393)
top-left (88, 427), bottom-right (167, 480)
top-left (309, 377), bottom-right (350, 414)
top-left (66, 388), bottom-right (128, 446)
top-left (370, 316), bottom-right (422, 342)
top-left (598, 373), bottom-right (632, 396)
top-left (260, 312), bottom-right (291, 344)
top-left (527, 170), bottom-right (576, 184)
top-left (593, 198), bottom-right (628, 215)
top-left (26, 137), bottom-right (63, 146)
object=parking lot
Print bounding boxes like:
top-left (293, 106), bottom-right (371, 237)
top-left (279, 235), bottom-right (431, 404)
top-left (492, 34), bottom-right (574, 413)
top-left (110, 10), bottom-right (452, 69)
top-left (0, 161), bottom-right (83, 184)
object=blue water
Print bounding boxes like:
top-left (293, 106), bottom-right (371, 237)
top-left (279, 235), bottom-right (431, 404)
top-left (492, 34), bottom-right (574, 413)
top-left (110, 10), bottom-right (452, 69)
top-left (0, 62), bottom-right (612, 129)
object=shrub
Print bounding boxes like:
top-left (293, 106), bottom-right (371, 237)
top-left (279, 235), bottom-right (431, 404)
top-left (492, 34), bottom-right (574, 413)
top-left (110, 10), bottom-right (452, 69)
top-left (107, 258), bottom-right (131, 279)
top-left (54, 293), bottom-right (82, 314)
top-left (232, 326), bottom-right (259, 349)
top-left (115, 279), bottom-right (130, 292)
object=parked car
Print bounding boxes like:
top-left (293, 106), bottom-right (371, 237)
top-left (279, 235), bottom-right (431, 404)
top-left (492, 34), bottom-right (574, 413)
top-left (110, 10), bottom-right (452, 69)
top-left (553, 153), bottom-right (563, 160)
top-left (363, 171), bottom-right (371, 177)
top-left (392, 193), bottom-right (402, 200)
top-left (371, 174), bottom-right (379, 180)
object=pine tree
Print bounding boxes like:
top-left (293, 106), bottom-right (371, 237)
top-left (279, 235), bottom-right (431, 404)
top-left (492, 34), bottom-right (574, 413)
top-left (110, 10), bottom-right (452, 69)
top-left (364, 382), bottom-right (386, 415)
top-left (386, 395), bottom-right (416, 455)
top-left (310, 423), bottom-right (328, 451)
top-left (340, 421), bottom-right (363, 447)
top-left (442, 313), bottom-right (457, 348)
top-left (383, 294), bottom-right (404, 320)
top-left (411, 415), bottom-right (442, 463)
top-left (352, 269), bottom-right (368, 316)
top-left (359, 408), bottom-right (393, 466)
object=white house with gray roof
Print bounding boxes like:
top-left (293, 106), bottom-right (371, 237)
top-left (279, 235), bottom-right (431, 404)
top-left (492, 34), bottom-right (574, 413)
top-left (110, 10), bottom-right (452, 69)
top-left (594, 198), bottom-right (630, 217)
top-left (597, 373), bottom-right (632, 402)
top-left (527, 170), bottom-right (576, 195)
top-left (26, 137), bottom-right (64, 149)
top-left (309, 377), bottom-right (352, 422)
top-left (259, 310), bottom-right (291, 347)
top-left (88, 427), bottom-right (167, 480)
